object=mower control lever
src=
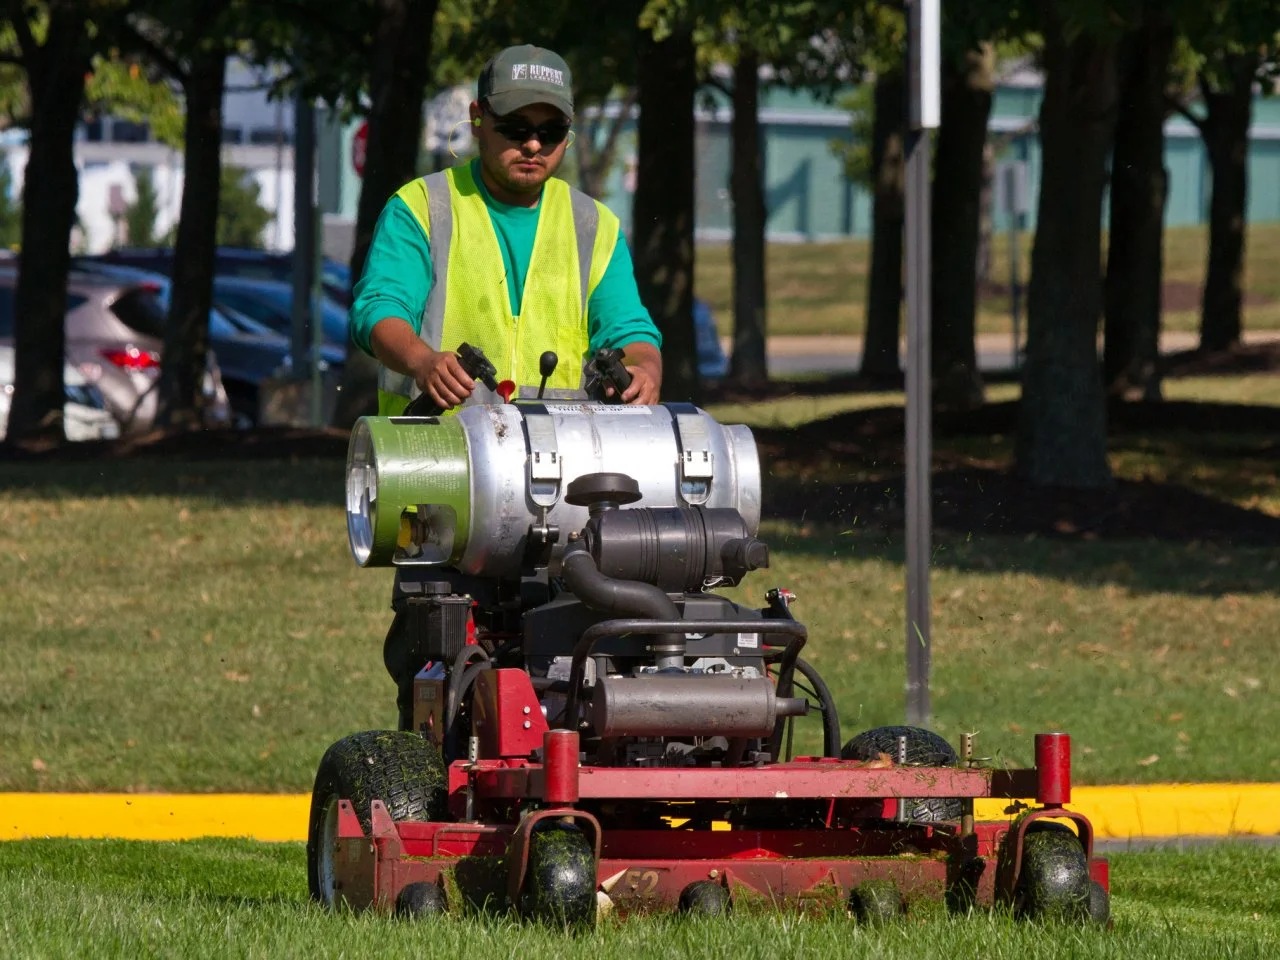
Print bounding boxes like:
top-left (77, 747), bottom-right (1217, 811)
top-left (583, 347), bottom-right (632, 403)
top-left (402, 342), bottom-right (500, 416)
top-left (536, 351), bottom-right (558, 399)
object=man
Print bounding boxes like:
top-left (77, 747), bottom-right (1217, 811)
top-left (350, 45), bottom-right (663, 728)
top-left (349, 44), bottom-right (663, 414)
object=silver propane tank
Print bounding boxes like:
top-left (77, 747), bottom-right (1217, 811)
top-left (346, 402), bottom-right (761, 577)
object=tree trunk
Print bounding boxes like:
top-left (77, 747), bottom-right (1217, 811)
top-left (1103, 8), bottom-right (1174, 400)
top-left (1198, 56), bottom-right (1256, 353)
top-left (931, 44), bottom-right (994, 412)
top-left (577, 87), bottom-right (638, 199)
top-left (632, 24), bottom-right (699, 403)
top-left (157, 48), bottom-right (227, 429)
top-left (4, 13), bottom-right (92, 446)
top-left (1015, 13), bottom-right (1118, 489)
top-left (729, 46), bottom-right (768, 386)
top-left (332, 0), bottom-right (437, 427)
top-left (860, 69), bottom-right (905, 381)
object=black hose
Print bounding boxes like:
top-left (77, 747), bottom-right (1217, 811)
top-left (793, 656), bottom-right (842, 759)
top-left (767, 632), bottom-right (807, 760)
top-left (443, 645), bottom-right (489, 758)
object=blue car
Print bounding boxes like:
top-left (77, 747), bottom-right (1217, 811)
top-left (211, 276), bottom-right (349, 349)
top-left (85, 247), bottom-right (353, 307)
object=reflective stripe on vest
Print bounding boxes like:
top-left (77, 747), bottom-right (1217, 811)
top-left (377, 164), bottom-right (619, 415)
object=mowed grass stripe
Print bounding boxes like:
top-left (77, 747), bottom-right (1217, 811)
top-left (0, 839), bottom-right (1277, 959)
top-left (5, 783), bottom-right (1280, 842)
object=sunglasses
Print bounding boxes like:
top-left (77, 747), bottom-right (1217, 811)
top-left (483, 105), bottom-right (571, 147)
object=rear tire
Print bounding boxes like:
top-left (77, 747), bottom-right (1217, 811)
top-left (841, 725), bottom-right (964, 822)
top-left (306, 730), bottom-right (448, 906)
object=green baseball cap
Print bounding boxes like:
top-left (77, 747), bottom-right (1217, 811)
top-left (478, 45), bottom-right (574, 120)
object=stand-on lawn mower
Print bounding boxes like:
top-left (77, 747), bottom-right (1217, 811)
top-left (310, 347), bottom-right (1110, 926)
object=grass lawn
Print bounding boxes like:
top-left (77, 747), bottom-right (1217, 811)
top-left (695, 223), bottom-right (1280, 338)
top-left (1, 375), bottom-right (1278, 791)
top-left (0, 839), bottom-right (1277, 958)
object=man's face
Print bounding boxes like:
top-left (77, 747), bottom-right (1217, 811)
top-left (471, 101), bottom-right (570, 197)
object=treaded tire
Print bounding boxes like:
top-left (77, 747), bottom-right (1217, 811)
top-left (519, 823), bottom-right (597, 929)
top-left (841, 725), bottom-right (964, 822)
top-left (1016, 822), bottom-right (1091, 922)
top-left (307, 730), bottom-right (448, 905)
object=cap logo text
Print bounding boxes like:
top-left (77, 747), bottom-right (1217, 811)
top-left (512, 63), bottom-right (564, 86)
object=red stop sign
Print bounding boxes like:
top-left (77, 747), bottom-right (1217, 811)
top-left (352, 121), bottom-right (368, 178)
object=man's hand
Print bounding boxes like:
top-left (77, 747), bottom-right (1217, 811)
top-left (371, 317), bottom-right (475, 410)
top-left (411, 350), bottom-right (475, 410)
top-left (619, 341), bottom-right (662, 405)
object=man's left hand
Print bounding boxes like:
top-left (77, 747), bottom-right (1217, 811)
top-left (619, 342), bottom-right (663, 404)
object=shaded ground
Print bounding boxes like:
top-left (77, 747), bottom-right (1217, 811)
top-left (754, 399), bottom-right (1280, 545)
top-left (3, 358), bottom-right (1278, 545)
top-left (977, 279), bottom-right (1274, 313)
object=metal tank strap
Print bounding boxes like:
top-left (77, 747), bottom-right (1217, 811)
top-left (663, 402), bottom-right (713, 505)
top-left (519, 402), bottom-right (562, 509)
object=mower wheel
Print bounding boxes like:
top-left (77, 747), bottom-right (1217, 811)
top-left (307, 730), bottom-right (448, 906)
top-left (1015, 823), bottom-right (1091, 922)
top-left (396, 881), bottom-right (448, 918)
top-left (678, 880), bottom-right (731, 916)
top-left (841, 725), bottom-right (963, 822)
top-left (519, 822), bottom-right (597, 928)
top-left (849, 879), bottom-right (904, 923)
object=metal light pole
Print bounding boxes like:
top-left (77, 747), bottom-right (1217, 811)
top-left (291, 92), bottom-right (317, 392)
top-left (904, 0), bottom-right (940, 727)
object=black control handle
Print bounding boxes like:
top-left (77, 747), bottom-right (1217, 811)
top-left (584, 348), bottom-right (633, 404)
top-left (402, 342), bottom-right (499, 416)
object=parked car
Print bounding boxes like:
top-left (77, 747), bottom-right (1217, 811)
top-left (0, 266), bottom-right (229, 434)
top-left (211, 275), bottom-right (349, 348)
top-left (85, 247), bottom-right (353, 307)
top-left (0, 344), bottom-right (120, 442)
top-left (71, 260), bottom-right (344, 426)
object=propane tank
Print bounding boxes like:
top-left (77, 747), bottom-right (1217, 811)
top-left (346, 402), bottom-right (761, 577)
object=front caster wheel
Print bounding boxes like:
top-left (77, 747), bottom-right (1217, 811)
top-left (519, 823), bottom-right (597, 928)
top-left (1016, 823), bottom-right (1092, 922)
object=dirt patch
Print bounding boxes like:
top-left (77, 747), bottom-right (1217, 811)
top-left (1, 425), bottom-right (352, 462)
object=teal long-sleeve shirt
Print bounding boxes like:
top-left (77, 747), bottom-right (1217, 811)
top-left (349, 161), bottom-right (660, 359)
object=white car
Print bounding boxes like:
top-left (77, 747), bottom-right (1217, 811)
top-left (0, 345), bottom-right (121, 442)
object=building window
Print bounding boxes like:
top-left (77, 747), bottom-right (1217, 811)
top-left (248, 126), bottom-right (291, 145)
top-left (111, 121), bottom-right (151, 143)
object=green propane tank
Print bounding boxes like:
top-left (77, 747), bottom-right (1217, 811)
top-left (346, 402), bottom-right (761, 577)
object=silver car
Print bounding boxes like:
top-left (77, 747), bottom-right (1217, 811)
top-left (0, 344), bottom-right (120, 442)
top-left (0, 266), bottom-right (229, 434)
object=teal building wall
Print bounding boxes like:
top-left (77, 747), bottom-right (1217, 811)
top-left (323, 84), bottom-right (1280, 240)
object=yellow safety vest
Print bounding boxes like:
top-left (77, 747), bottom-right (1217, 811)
top-left (377, 163), bottom-right (620, 415)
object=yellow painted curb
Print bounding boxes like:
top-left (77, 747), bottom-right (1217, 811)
top-left (2, 784), bottom-right (1278, 843)
top-left (1, 794), bottom-right (309, 843)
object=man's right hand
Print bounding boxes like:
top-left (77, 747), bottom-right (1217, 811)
top-left (371, 317), bottom-right (476, 411)
top-left (410, 350), bottom-right (475, 411)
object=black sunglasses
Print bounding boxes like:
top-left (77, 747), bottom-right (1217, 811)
top-left (482, 104), bottom-right (571, 147)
